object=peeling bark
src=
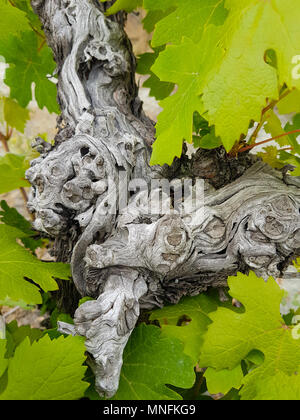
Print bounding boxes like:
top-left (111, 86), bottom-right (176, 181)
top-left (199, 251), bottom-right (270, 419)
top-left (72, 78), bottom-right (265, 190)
top-left (27, 0), bottom-right (300, 397)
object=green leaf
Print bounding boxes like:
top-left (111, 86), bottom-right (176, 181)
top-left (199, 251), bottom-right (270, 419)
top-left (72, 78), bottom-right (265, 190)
top-left (193, 128), bottom-right (222, 149)
top-left (151, 0), bottom-right (300, 163)
top-left (245, 349), bottom-right (264, 366)
top-left (144, 76), bottom-right (174, 101)
top-left (0, 200), bottom-right (43, 252)
top-left (0, 297), bottom-right (33, 309)
top-left (242, 371), bottom-right (300, 400)
top-left (0, 0), bottom-right (31, 40)
top-left (50, 308), bottom-right (74, 329)
top-left (0, 31), bottom-right (58, 113)
top-left (261, 109), bottom-right (300, 153)
top-left (143, 0), bottom-right (177, 11)
top-left (257, 146), bottom-right (284, 170)
top-left (151, 30), bottom-right (223, 165)
top-left (137, 49), bottom-right (174, 101)
top-left (1, 97), bottom-right (30, 133)
top-left (263, 110), bottom-right (286, 145)
top-left (279, 150), bottom-right (300, 176)
top-left (102, 0), bottom-right (142, 14)
top-left (0, 225), bottom-right (70, 305)
top-left (142, 9), bottom-right (174, 33)
top-left (284, 113), bottom-right (300, 154)
top-left (204, 364), bottom-right (243, 395)
top-left (5, 320), bottom-right (43, 358)
top-left (202, 0), bottom-right (300, 150)
top-left (78, 296), bottom-right (95, 307)
top-left (151, 0), bottom-right (228, 47)
top-left (200, 271), bottom-right (300, 400)
top-left (277, 89), bottom-right (300, 114)
top-left (0, 334), bottom-right (88, 400)
top-left (112, 324), bottom-right (195, 400)
top-left (0, 153), bottom-right (30, 193)
top-left (150, 294), bottom-right (216, 364)
top-left (11, 0), bottom-right (42, 32)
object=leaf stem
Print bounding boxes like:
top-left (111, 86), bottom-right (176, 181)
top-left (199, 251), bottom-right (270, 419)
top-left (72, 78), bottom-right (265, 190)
top-left (280, 147), bottom-right (293, 152)
top-left (239, 129), bottom-right (300, 153)
top-left (249, 89), bottom-right (292, 145)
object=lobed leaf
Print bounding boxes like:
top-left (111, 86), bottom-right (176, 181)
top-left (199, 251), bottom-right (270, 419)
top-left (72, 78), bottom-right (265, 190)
top-left (0, 225), bottom-right (70, 305)
top-left (112, 324), bottom-right (195, 400)
top-left (0, 0), bottom-right (31, 40)
top-left (0, 153), bottom-right (30, 194)
top-left (151, 0), bottom-right (300, 163)
top-left (0, 31), bottom-right (58, 113)
top-left (0, 334), bottom-right (88, 400)
top-left (200, 272), bottom-right (300, 400)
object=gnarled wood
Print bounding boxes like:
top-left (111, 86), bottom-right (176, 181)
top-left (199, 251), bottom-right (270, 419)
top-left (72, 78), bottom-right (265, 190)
top-left (27, 0), bottom-right (300, 397)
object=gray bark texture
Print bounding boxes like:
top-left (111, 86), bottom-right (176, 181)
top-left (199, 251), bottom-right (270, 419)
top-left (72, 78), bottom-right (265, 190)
top-left (27, 0), bottom-right (300, 398)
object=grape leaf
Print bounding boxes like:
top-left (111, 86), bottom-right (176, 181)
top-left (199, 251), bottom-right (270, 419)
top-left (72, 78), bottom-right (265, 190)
top-left (0, 225), bottom-right (70, 305)
top-left (151, 29), bottom-right (223, 165)
top-left (151, 0), bottom-right (228, 47)
top-left (143, 0), bottom-right (176, 10)
top-left (258, 144), bottom-right (300, 174)
top-left (0, 97), bottom-right (30, 133)
top-left (277, 89), bottom-right (300, 114)
top-left (150, 294), bottom-right (216, 364)
top-left (0, 200), bottom-right (43, 251)
top-left (0, 31), bottom-right (58, 113)
top-left (257, 146), bottom-right (284, 170)
top-left (193, 128), bottom-right (222, 149)
top-left (137, 49), bottom-right (174, 101)
top-left (0, 153), bottom-right (30, 193)
top-left (0, 0), bottom-right (31, 40)
top-left (102, 0), bottom-right (142, 14)
top-left (279, 150), bottom-right (300, 176)
top-left (202, 0), bottom-right (300, 150)
top-left (151, 0), bottom-right (300, 163)
top-left (261, 109), bottom-right (300, 153)
top-left (0, 297), bottom-right (33, 309)
top-left (0, 200), bottom-right (43, 252)
top-left (245, 349), bottom-right (265, 367)
top-left (284, 113), bottom-right (300, 154)
top-left (263, 110), bottom-right (286, 145)
top-left (204, 365), bottom-right (243, 395)
top-left (5, 320), bottom-right (43, 358)
top-left (0, 334), bottom-right (88, 400)
top-left (142, 8), bottom-right (174, 33)
top-left (242, 371), bottom-right (300, 400)
top-left (112, 324), bottom-right (195, 400)
top-left (11, 0), bottom-right (42, 33)
top-left (200, 272), bottom-right (300, 400)
top-left (193, 112), bottom-right (222, 149)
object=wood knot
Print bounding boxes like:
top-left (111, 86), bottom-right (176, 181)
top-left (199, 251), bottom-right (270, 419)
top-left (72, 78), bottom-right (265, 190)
top-left (166, 233), bottom-right (183, 247)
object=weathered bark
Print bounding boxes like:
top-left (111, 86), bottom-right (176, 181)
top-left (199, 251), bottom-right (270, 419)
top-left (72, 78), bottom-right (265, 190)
top-left (27, 0), bottom-right (300, 397)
